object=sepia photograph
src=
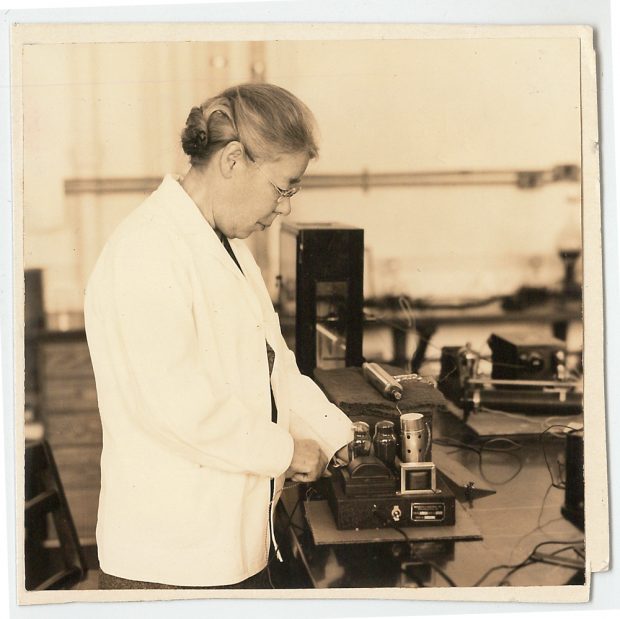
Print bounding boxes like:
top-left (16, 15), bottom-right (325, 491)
top-left (9, 21), bottom-right (608, 606)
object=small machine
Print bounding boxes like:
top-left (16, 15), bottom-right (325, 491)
top-left (326, 367), bottom-right (455, 531)
top-left (325, 415), bottom-right (456, 530)
top-left (326, 465), bottom-right (456, 530)
top-left (438, 331), bottom-right (582, 417)
top-left (488, 332), bottom-right (568, 382)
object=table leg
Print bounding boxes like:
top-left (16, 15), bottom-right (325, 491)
top-left (411, 324), bottom-right (438, 372)
top-left (391, 328), bottom-right (408, 369)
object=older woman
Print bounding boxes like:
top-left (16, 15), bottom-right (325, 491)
top-left (84, 83), bottom-right (352, 590)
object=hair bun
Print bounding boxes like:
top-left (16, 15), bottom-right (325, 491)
top-left (181, 107), bottom-right (209, 157)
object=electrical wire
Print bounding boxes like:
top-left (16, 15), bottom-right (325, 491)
top-left (265, 482), bottom-right (316, 587)
top-left (472, 560), bottom-right (529, 587)
top-left (479, 437), bottom-right (523, 452)
top-left (536, 483), bottom-right (556, 529)
top-left (398, 295), bottom-right (416, 328)
top-left (372, 509), bottom-right (458, 587)
top-left (545, 415), bottom-right (583, 429)
top-left (393, 529), bottom-right (458, 588)
top-left (573, 545), bottom-right (586, 560)
top-left (433, 436), bottom-right (524, 485)
top-left (424, 560), bottom-right (459, 588)
top-left (549, 545), bottom-right (582, 557)
top-left (266, 564), bottom-right (276, 589)
top-left (472, 539), bottom-right (584, 587)
top-left (435, 363), bottom-right (460, 386)
top-left (498, 543), bottom-right (584, 586)
top-left (506, 482), bottom-right (560, 565)
top-left (433, 436), bottom-right (522, 455)
top-left (479, 406), bottom-right (546, 424)
top-left (540, 424), bottom-right (576, 489)
top-left (363, 308), bottom-right (447, 363)
top-left (495, 559), bottom-right (538, 586)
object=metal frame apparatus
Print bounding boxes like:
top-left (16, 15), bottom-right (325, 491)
top-left (279, 223), bottom-right (364, 377)
top-left (396, 459), bottom-right (438, 496)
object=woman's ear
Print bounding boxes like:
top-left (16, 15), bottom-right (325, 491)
top-left (219, 141), bottom-right (245, 179)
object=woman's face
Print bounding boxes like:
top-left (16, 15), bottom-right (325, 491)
top-left (216, 150), bottom-right (310, 239)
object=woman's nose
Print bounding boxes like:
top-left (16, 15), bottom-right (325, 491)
top-left (275, 197), bottom-right (292, 216)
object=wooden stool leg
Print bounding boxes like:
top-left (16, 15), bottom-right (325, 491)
top-left (25, 440), bottom-right (89, 590)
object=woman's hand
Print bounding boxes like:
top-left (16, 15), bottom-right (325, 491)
top-left (333, 444), bottom-right (349, 466)
top-left (285, 438), bottom-right (328, 482)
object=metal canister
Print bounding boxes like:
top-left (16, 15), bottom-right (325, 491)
top-left (372, 420), bottom-right (397, 467)
top-left (399, 412), bottom-right (432, 463)
top-left (362, 362), bottom-right (403, 401)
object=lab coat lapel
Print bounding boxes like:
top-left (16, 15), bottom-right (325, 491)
top-left (153, 175), bottom-right (263, 323)
top-left (221, 239), bottom-right (264, 323)
top-left (197, 229), bottom-right (263, 324)
top-left (231, 240), bottom-right (281, 349)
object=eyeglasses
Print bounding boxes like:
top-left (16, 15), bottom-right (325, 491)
top-left (248, 158), bottom-right (301, 203)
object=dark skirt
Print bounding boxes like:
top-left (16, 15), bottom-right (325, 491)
top-left (98, 566), bottom-right (273, 590)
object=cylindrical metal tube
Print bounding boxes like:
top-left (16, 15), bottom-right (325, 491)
top-left (400, 412), bottom-right (432, 463)
top-left (362, 362), bottom-right (403, 401)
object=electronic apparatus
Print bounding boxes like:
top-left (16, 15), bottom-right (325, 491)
top-left (488, 332), bottom-right (567, 382)
top-left (326, 406), bottom-right (455, 531)
top-left (325, 455), bottom-right (456, 530)
top-left (279, 223), bottom-right (364, 376)
top-left (438, 331), bottom-right (582, 416)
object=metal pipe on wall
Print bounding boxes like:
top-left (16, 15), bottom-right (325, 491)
top-left (64, 164), bottom-right (580, 196)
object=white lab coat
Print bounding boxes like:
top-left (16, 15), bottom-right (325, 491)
top-left (84, 174), bottom-right (352, 586)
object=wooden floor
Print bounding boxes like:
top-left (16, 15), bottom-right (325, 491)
top-left (72, 570), bottom-right (100, 590)
top-left (72, 545), bottom-right (99, 590)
